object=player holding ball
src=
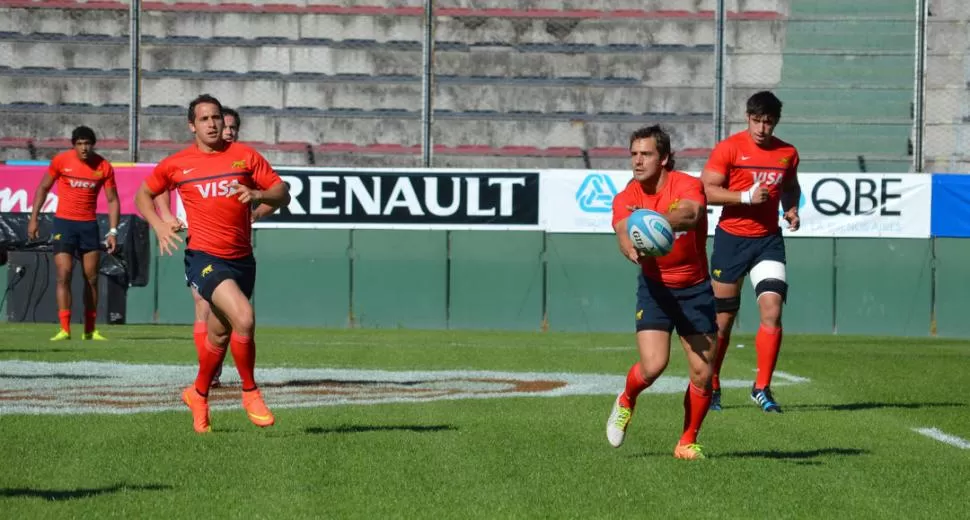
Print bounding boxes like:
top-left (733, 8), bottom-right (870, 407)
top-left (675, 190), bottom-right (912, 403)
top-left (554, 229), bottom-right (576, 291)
top-left (605, 125), bottom-right (717, 460)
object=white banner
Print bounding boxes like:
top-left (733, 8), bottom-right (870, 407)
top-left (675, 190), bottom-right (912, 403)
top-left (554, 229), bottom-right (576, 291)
top-left (540, 170), bottom-right (932, 238)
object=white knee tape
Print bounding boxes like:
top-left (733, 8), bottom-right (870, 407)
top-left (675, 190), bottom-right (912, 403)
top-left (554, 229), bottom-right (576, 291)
top-left (749, 260), bottom-right (786, 290)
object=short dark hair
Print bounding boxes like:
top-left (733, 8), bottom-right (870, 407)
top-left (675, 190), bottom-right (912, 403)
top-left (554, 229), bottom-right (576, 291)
top-left (188, 94), bottom-right (223, 122)
top-left (222, 107), bottom-right (241, 129)
top-left (71, 125), bottom-right (97, 145)
top-left (746, 91), bottom-right (783, 120)
top-left (629, 124), bottom-right (676, 171)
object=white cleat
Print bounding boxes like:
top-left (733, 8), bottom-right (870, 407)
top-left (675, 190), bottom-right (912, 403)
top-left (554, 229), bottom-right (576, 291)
top-left (606, 393), bottom-right (634, 448)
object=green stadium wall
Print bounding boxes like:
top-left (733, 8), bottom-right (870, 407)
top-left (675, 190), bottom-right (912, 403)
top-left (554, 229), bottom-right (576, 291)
top-left (82, 230), bottom-right (969, 339)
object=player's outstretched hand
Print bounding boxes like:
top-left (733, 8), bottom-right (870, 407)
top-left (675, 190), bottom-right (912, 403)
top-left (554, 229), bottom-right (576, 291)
top-left (154, 224), bottom-right (183, 256)
top-left (784, 207), bottom-right (800, 231)
top-left (230, 181), bottom-right (262, 205)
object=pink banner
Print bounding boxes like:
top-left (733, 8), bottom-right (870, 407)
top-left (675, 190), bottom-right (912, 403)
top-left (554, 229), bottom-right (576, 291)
top-left (0, 163), bottom-right (163, 215)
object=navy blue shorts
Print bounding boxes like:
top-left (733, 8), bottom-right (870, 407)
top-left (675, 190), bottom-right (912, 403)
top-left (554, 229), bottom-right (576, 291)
top-left (710, 227), bottom-right (786, 284)
top-left (183, 249), bottom-right (256, 303)
top-left (635, 275), bottom-right (717, 336)
top-left (51, 217), bottom-right (101, 255)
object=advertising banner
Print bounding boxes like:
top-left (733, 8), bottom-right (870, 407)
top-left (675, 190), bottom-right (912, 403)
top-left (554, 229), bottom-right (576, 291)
top-left (255, 168), bottom-right (542, 230)
top-left (0, 163), bottom-right (158, 215)
top-left (930, 173), bottom-right (970, 238)
top-left (540, 170), bottom-right (932, 238)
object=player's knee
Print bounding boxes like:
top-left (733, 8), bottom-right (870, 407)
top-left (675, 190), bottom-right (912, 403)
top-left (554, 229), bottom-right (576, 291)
top-left (637, 358), bottom-right (667, 380)
top-left (228, 307), bottom-right (255, 335)
top-left (195, 300), bottom-right (211, 321)
top-left (208, 330), bottom-right (230, 348)
top-left (755, 281), bottom-right (786, 327)
top-left (55, 270), bottom-right (71, 286)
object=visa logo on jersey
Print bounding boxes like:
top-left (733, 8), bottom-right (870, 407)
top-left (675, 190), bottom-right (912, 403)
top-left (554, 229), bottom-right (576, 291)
top-left (68, 179), bottom-right (98, 189)
top-left (751, 171), bottom-right (785, 186)
top-left (195, 179), bottom-right (240, 198)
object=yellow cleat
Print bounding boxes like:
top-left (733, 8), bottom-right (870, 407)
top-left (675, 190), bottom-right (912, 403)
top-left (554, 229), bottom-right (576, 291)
top-left (50, 329), bottom-right (71, 341)
top-left (674, 443), bottom-right (706, 460)
top-left (82, 330), bottom-right (108, 341)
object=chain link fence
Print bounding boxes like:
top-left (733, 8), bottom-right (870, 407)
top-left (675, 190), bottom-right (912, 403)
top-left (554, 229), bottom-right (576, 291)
top-left (0, 0), bottom-right (964, 173)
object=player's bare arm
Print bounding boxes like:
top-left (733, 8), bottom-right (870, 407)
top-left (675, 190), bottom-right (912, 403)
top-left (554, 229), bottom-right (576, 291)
top-left (701, 169), bottom-right (769, 206)
top-left (27, 173), bottom-right (56, 240)
top-left (134, 183), bottom-right (183, 256)
top-left (104, 186), bottom-right (121, 254)
top-left (152, 190), bottom-right (183, 231)
top-left (664, 199), bottom-right (703, 232)
top-left (613, 219), bottom-right (641, 264)
top-left (780, 172), bottom-right (802, 231)
top-left (251, 203), bottom-right (278, 223)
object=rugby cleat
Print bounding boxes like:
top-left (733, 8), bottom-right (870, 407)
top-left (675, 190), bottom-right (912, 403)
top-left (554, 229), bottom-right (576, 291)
top-left (751, 386), bottom-right (782, 413)
top-left (242, 389), bottom-right (275, 427)
top-left (82, 330), bottom-right (108, 341)
top-left (606, 393), bottom-right (633, 448)
top-left (674, 443), bottom-right (706, 460)
top-left (709, 389), bottom-right (723, 411)
top-left (50, 329), bottom-right (71, 341)
top-left (182, 386), bottom-right (212, 434)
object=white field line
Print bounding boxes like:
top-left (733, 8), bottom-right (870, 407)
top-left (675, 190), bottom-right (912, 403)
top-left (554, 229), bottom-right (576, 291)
top-left (912, 428), bottom-right (970, 450)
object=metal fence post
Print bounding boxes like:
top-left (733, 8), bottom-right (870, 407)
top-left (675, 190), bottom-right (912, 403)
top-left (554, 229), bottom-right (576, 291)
top-left (128, 0), bottom-right (141, 163)
top-left (713, 0), bottom-right (726, 144)
top-left (913, 0), bottom-right (928, 173)
top-left (421, 0), bottom-right (435, 167)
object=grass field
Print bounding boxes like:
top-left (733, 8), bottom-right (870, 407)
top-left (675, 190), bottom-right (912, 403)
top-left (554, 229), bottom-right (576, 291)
top-left (1, 323), bottom-right (968, 519)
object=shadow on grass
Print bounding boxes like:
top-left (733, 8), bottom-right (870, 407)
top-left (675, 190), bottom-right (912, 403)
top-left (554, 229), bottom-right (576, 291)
top-left (0, 349), bottom-right (72, 353)
top-left (784, 402), bottom-right (967, 412)
top-left (0, 483), bottom-right (171, 501)
top-left (718, 447), bottom-right (869, 460)
top-left (0, 373), bottom-right (107, 380)
top-left (305, 424), bottom-right (458, 435)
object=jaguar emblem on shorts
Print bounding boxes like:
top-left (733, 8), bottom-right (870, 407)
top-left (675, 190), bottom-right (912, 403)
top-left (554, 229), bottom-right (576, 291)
top-left (200, 264), bottom-right (214, 278)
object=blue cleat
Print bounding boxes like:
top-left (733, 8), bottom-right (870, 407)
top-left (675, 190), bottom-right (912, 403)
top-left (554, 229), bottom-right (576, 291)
top-left (751, 386), bottom-right (782, 413)
top-left (709, 389), bottom-right (722, 411)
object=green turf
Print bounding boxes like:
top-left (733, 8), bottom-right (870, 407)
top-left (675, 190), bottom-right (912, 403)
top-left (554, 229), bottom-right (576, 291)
top-left (1, 324), bottom-right (968, 518)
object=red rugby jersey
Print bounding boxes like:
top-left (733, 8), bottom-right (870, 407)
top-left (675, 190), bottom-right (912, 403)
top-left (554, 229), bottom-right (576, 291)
top-left (612, 171), bottom-right (709, 288)
top-left (704, 130), bottom-right (799, 237)
top-left (47, 150), bottom-right (116, 222)
top-left (145, 142), bottom-right (282, 259)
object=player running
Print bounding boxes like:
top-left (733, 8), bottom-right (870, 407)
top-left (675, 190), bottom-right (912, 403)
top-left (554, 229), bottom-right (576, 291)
top-left (27, 126), bottom-right (120, 341)
top-left (701, 91), bottom-right (802, 413)
top-left (153, 107), bottom-right (275, 387)
top-left (134, 94), bottom-right (290, 433)
top-left (605, 125), bottom-right (717, 460)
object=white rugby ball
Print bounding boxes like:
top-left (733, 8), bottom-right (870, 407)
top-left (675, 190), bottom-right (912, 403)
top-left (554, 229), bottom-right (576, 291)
top-left (627, 209), bottom-right (674, 257)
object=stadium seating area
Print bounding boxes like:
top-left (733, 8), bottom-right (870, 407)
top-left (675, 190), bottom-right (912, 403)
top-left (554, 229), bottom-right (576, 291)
top-left (0, 0), bottom-right (788, 169)
top-left (0, 0), bottom-right (966, 172)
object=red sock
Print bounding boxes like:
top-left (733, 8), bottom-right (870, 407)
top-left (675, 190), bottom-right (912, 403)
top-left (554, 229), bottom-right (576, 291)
top-left (711, 335), bottom-right (730, 391)
top-left (755, 325), bottom-right (783, 389)
top-left (83, 310), bottom-right (97, 334)
top-left (192, 321), bottom-right (207, 363)
top-left (618, 363), bottom-right (652, 409)
top-left (194, 338), bottom-right (228, 396)
top-left (229, 332), bottom-right (257, 391)
top-left (58, 310), bottom-right (71, 334)
top-left (679, 382), bottom-right (712, 445)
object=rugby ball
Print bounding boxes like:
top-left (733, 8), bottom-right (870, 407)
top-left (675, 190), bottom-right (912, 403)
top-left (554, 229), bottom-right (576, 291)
top-left (627, 209), bottom-right (674, 257)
